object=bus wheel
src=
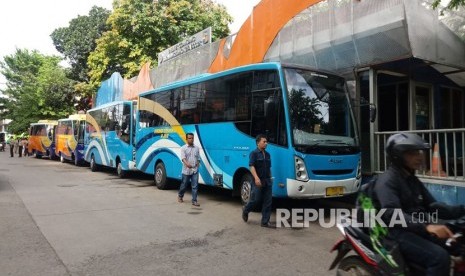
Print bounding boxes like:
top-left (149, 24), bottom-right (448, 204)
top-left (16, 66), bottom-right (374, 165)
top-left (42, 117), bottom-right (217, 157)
top-left (90, 155), bottom-right (98, 172)
top-left (117, 162), bottom-right (126, 178)
top-left (155, 162), bottom-right (167, 190)
top-left (240, 174), bottom-right (253, 205)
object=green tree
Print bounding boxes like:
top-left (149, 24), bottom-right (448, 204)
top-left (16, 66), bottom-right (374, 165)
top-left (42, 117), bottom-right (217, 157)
top-left (88, 0), bottom-right (232, 86)
top-left (440, 6), bottom-right (465, 41)
top-left (0, 49), bottom-right (75, 133)
top-left (51, 6), bottom-right (111, 82)
top-left (51, 6), bottom-right (111, 110)
top-left (432, 0), bottom-right (465, 11)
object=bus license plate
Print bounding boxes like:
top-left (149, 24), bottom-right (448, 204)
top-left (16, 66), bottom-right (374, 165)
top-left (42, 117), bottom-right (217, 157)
top-left (326, 186), bottom-right (344, 197)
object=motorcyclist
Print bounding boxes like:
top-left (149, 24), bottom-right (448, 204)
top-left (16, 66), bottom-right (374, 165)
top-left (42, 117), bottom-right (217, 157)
top-left (374, 133), bottom-right (464, 276)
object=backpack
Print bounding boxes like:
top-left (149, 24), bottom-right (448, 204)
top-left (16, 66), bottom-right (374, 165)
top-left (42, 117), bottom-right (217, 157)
top-left (356, 176), bottom-right (380, 216)
top-left (356, 177), bottom-right (404, 271)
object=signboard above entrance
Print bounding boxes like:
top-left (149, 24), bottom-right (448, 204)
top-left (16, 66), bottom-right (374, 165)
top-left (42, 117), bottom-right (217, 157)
top-left (158, 27), bottom-right (212, 65)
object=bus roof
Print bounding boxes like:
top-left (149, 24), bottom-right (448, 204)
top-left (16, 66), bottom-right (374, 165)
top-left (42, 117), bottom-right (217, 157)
top-left (139, 62), bottom-right (282, 97)
top-left (62, 114), bottom-right (87, 121)
top-left (87, 100), bottom-right (135, 112)
top-left (31, 120), bottom-right (58, 125)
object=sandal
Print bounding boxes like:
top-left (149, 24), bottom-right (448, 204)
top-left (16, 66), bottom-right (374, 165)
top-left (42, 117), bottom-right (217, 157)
top-left (192, 201), bottom-right (200, 207)
top-left (178, 196), bottom-right (183, 203)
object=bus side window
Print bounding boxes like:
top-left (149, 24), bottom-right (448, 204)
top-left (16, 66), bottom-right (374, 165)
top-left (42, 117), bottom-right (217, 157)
top-left (251, 70), bottom-right (287, 146)
top-left (122, 104), bottom-right (131, 134)
top-left (48, 128), bottom-right (53, 140)
top-left (73, 121), bottom-right (79, 138)
top-left (121, 118), bottom-right (129, 134)
top-left (120, 114), bottom-right (130, 143)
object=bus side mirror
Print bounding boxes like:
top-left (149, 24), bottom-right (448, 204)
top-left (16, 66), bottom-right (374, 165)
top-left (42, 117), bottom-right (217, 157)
top-left (369, 104), bottom-right (377, 123)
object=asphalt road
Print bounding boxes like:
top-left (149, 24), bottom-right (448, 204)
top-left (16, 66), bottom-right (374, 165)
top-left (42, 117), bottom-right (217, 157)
top-left (0, 152), bottom-right (351, 276)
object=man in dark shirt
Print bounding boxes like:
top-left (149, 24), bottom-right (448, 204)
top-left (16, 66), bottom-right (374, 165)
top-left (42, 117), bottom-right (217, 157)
top-left (375, 133), bottom-right (463, 276)
top-left (242, 134), bottom-right (274, 228)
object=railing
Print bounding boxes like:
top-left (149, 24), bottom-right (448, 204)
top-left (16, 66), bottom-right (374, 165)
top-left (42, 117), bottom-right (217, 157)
top-left (374, 129), bottom-right (465, 181)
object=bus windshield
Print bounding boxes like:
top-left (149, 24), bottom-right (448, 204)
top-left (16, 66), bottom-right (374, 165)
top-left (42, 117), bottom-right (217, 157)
top-left (284, 67), bottom-right (357, 148)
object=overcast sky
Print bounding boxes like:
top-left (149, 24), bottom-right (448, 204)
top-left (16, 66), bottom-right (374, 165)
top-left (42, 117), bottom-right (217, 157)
top-left (0, 0), bottom-right (261, 86)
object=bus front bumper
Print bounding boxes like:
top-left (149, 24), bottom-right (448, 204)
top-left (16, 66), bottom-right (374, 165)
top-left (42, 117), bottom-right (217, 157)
top-left (286, 178), bottom-right (361, 199)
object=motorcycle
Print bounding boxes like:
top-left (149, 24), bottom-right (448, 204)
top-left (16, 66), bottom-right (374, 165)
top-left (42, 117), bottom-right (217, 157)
top-left (329, 213), bottom-right (465, 275)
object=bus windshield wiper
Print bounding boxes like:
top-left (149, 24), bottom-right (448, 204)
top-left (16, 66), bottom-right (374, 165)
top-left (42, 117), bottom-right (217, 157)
top-left (306, 140), bottom-right (350, 146)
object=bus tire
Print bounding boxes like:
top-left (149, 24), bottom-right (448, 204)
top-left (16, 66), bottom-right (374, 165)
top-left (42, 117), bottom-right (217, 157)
top-left (117, 161), bottom-right (126, 178)
top-left (240, 174), bottom-right (253, 206)
top-left (154, 162), bottom-right (168, 190)
top-left (90, 155), bottom-right (98, 172)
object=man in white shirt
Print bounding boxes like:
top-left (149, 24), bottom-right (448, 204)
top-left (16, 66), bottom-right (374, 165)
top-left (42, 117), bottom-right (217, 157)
top-left (178, 133), bottom-right (201, 207)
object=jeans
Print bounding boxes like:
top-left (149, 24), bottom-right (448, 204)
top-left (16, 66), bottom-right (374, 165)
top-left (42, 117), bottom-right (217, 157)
top-left (243, 178), bottom-right (272, 225)
top-left (390, 229), bottom-right (450, 276)
top-left (178, 172), bottom-right (199, 203)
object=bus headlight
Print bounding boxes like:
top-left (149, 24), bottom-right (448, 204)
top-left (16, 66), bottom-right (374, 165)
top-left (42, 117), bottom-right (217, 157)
top-left (295, 156), bottom-right (309, 182)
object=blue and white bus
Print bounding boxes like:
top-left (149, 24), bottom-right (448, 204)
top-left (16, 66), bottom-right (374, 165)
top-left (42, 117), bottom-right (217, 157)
top-left (85, 101), bottom-right (137, 177)
top-left (136, 62), bottom-right (361, 203)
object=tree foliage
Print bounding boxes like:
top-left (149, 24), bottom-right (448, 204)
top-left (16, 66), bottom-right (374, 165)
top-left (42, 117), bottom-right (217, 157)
top-left (88, 0), bottom-right (232, 86)
top-left (441, 7), bottom-right (465, 41)
top-left (50, 6), bottom-right (111, 110)
top-left (0, 49), bottom-right (75, 133)
top-left (432, 0), bottom-right (465, 11)
top-left (51, 6), bottom-right (111, 82)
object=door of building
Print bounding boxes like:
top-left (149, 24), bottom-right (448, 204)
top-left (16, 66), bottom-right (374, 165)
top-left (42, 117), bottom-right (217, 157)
top-left (413, 84), bottom-right (432, 130)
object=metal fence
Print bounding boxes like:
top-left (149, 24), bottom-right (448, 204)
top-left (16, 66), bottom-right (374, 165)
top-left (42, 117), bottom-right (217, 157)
top-left (375, 129), bottom-right (465, 181)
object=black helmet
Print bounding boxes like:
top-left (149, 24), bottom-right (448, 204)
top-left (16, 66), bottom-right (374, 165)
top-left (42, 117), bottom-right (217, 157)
top-left (385, 133), bottom-right (430, 164)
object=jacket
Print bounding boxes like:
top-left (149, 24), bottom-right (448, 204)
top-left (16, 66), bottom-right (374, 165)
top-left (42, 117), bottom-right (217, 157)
top-left (374, 165), bottom-right (436, 237)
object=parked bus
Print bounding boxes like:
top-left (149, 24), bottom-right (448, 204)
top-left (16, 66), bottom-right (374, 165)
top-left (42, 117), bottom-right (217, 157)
top-left (55, 114), bottom-right (86, 165)
top-left (28, 120), bottom-right (58, 158)
top-left (85, 101), bottom-right (136, 177)
top-left (136, 62), bottom-right (361, 203)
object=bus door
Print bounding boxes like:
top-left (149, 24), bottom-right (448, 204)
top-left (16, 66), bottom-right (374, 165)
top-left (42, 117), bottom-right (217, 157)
top-left (120, 103), bottom-right (134, 168)
top-left (49, 125), bottom-right (57, 158)
top-left (73, 120), bottom-right (86, 162)
top-left (73, 120), bottom-right (85, 146)
top-left (251, 88), bottom-right (281, 144)
top-left (108, 103), bottom-right (133, 169)
top-left (251, 85), bottom-right (288, 188)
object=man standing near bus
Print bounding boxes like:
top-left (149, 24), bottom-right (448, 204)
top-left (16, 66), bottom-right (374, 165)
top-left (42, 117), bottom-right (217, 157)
top-left (242, 134), bottom-right (274, 228)
top-left (178, 133), bottom-right (201, 207)
top-left (17, 138), bottom-right (23, 158)
top-left (9, 136), bottom-right (15, 157)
